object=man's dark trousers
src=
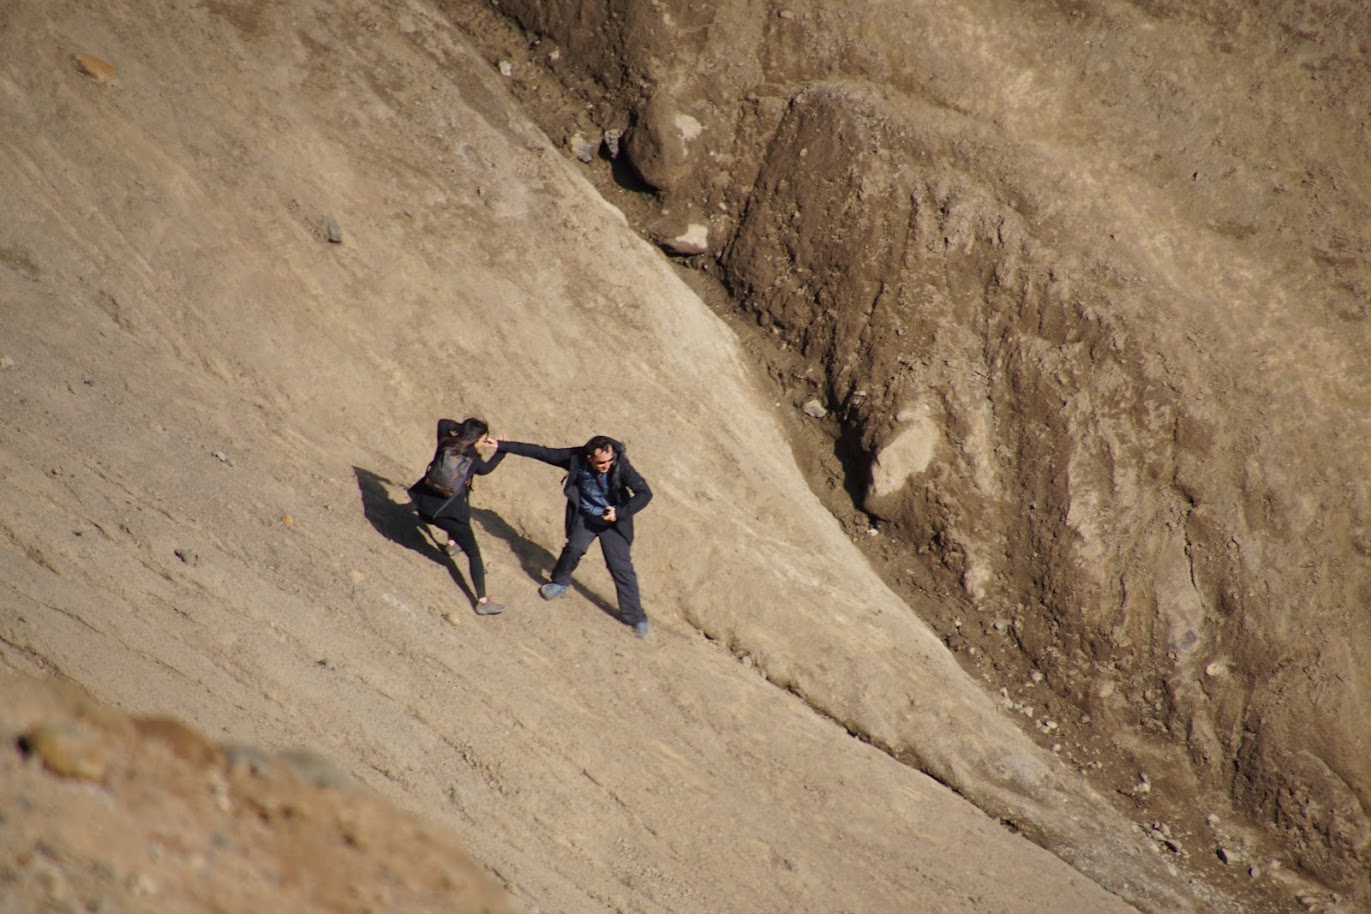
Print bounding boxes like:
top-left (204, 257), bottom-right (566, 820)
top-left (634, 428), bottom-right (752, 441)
top-left (553, 512), bottom-right (645, 624)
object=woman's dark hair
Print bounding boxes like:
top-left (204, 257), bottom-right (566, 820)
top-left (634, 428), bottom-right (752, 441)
top-left (444, 417), bottom-right (489, 453)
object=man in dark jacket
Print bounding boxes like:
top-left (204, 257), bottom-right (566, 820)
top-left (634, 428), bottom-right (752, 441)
top-left (494, 434), bottom-right (653, 637)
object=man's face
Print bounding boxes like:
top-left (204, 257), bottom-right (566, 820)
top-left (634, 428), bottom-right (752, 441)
top-left (589, 447), bottom-right (614, 474)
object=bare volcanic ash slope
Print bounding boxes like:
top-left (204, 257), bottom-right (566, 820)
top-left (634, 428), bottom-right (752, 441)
top-left (0, 2), bottom-right (1297, 913)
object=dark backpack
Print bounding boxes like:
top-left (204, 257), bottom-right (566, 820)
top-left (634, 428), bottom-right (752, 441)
top-left (424, 440), bottom-right (476, 498)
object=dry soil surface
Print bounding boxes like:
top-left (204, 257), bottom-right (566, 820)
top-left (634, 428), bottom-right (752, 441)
top-left (1, 2), bottom-right (1364, 914)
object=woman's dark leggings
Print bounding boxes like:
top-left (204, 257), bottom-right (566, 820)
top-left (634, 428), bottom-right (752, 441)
top-left (431, 518), bottom-right (486, 599)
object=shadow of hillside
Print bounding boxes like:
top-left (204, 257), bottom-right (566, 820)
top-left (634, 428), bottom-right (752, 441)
top-left (469, 506), bottom-right (621, 622)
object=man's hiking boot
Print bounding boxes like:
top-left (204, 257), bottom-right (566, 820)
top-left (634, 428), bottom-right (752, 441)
top-left (475, 598), bottom-right (504, 616)
top-left (539, 582), bottom-right (567, 600)
top-left (633, 619), bottom-right (650, 639)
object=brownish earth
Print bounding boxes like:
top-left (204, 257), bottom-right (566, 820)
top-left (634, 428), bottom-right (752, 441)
top-left (2, 1), bottom-right (1367, 913)
top-left (2, 676), bottom-right (519, 913)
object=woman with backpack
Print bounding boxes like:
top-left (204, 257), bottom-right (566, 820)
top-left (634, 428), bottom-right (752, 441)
top-left (408, 417), bottom-right (508, 615)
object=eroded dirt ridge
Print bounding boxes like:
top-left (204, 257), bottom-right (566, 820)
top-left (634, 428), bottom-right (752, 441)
top-left (458, 0), bottom-right (1371, 903)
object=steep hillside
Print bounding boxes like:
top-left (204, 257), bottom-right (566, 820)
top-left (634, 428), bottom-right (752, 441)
top-left (0, 1), bottom-right (1357, 913)
top-left (451, 0), bottom-right (1371, 905)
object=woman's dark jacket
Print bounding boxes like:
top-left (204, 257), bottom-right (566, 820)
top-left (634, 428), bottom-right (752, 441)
top-left (499, 438), bottom-right (652, 543)
top-left (407, 418), bottom-right (505, 523)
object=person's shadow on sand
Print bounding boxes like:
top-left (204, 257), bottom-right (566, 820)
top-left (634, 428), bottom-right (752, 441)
top-left (353, 467), bottom-right (620, 620)
top-left (353, 466), bottom-right (476, 605)
top-left (469, 506), bottom-right (620, 622)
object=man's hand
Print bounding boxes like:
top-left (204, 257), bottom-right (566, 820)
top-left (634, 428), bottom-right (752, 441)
top-left (603, 506), bottom-right (617, 523)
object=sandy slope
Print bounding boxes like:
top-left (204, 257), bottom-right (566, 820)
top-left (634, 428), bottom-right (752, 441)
top-left (0, 1), bottom-right (1277, 911)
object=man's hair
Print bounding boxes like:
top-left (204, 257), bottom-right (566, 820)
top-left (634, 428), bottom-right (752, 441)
top-left (583, 434), bottom-right (615, 456)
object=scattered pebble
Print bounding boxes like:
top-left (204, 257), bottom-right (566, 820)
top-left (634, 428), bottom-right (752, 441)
top-left (173, 548), bottom-right (198, 566)
top-left (75, 53), bottom-right (117, 83)
top-left (660, 224), bottom-right (709, 256)
top-left (603, 128), bottom-right (623, 158)
top-left (801, 399), bottom-right (827, 419)
top-left (323, 213), bottom-right (343, 244)
top-left (568, 132), bottom-right (597, 163)
top-left (1147, 822), bottom-right (1183, 855)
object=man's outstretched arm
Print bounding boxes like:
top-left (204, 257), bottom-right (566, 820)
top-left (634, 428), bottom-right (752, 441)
top-left (495, 439), bottom-right (577, 470)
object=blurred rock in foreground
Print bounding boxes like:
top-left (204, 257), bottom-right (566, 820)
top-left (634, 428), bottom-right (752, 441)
top-left (1, 674), bottom-right (519, 914)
